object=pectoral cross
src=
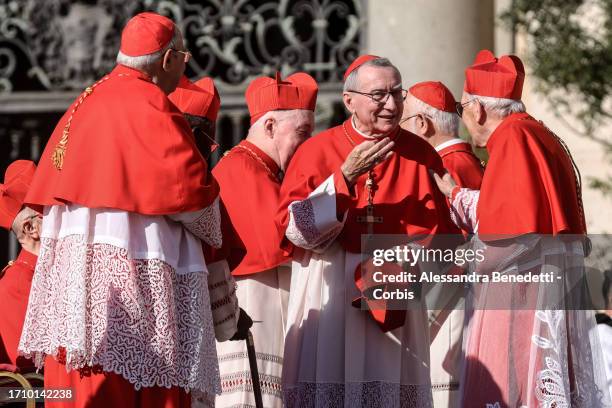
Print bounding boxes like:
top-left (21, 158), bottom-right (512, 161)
top-left (356, 170), bottom-right (383, 236)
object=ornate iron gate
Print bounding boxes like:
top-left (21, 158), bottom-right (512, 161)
top-left (0, 0), bottom-right (365, 264)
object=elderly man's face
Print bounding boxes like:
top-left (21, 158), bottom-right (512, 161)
top-left (400, 94), bottom-right (424, 137)
top-left (273, 110), bottom-right (314, 171)
top-left (161, 34), bottom-right (188, 93)
top-left (345, 65), bottom-right (403, 136)
top-left (460, 92), bottom-right (487, 147)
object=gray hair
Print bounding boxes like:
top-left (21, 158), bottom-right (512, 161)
top-left (116, 27), bottom-right (181, 71)
top-left (465, 92), bottom-right (526, 118)
top-left (343, 58), bottom-right (402, 93)
top-left (410, 94), bottom-right (459, 135)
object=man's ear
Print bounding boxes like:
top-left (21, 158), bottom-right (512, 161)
top-left (417, 114), bottom-right (431, 137)
top-left (161, 49), bottom-right (173, 72)
top-left (22, 215), bottom-right (41, 241)
top-left (22, 219), bottom-right (34, 239)
top-left (342, 92), bottom-right (354, 114)
top-left (263, 117), bottom-right (276, 138)
top-left (474, 100), bottom-right (486, 125)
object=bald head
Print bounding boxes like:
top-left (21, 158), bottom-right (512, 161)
top-left (247, 109), bottom-right (315, 172)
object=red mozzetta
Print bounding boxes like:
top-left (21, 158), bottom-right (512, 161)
top-left (438, 142), bottom-right (483, 190)
top-left (478, 113), bottom-right (585, 236)
top-left (210, 140), bottom-right (289, 275)
top-left (277, 119), bottom-right (460, 254)
top-left (26, 64), bottom-right (218, 214)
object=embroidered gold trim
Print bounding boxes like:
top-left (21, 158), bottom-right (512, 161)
top-left (231, 144), bottom-right (278, 181)
top-left (51, 77), bottom-right (110, 170)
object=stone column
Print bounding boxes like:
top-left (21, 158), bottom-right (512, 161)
top-left (366, 4), bottom-right (496, 408)
top-left (365, 0), bottom-right (494, 98)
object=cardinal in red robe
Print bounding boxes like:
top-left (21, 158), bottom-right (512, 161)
top-left (19, 12), bottom-right (222, 408)
top-left (0, 160), bottom-right (40, 373)
top-left (402, 80), bottom-right (484, 407)
top-left (431, 49), bottom-right (610, 407)
top-left (202, 71), bottom-right (318, 407)
top-left (275, 55), bottom-right (460, 408)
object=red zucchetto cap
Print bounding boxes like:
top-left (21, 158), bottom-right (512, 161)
top-left (0, 160), bottom-right (36, 230)
top-left (245, 72), bottom-right (318, 124)
top-left (169, 76), bottom-right (221, 121)
top-left (464, 49), bottom-right (525, 100)
top-left (409, 81), bottom-right (456, 113)
top-left (343, 54), bottom-right (380, 81)
top-left (120, 12), bottom-right (175, 57)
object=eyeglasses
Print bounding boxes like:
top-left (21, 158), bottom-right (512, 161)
top-left (347, 88), bottom-right (408, 104)
top-left (172, 49), bottom-right (192, 63)
top-left (455, 99), bottom-right (476, 117)
top-left (400, 113), bottom-right (430, 124)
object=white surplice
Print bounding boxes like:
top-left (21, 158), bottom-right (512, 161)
top-left (282, 175), bottom-right (433, 408)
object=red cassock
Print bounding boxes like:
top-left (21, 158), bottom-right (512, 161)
top-left (22, 65), bottom-right (219, 408)
top-left (276, 119), bottom-right (460, 330)
top-left (477, 112), bottom-right (586, 237)
top-left (277, 119), bottom-right (460, 254)
top-left (25, 64), bottom-right (218, 214)
top-left (43, 356), bottom-right (190, 408)
top-left (208, 140), bottom-right (289, 275)
top-left (438, 142), bottom-right (483, 190)
top-left (0, 249), bottom-right (36, 370)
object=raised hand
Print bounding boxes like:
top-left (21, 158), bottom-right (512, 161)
top-left (341, 137), bottom-right (395, 186)
top-left (429, 170), bottom-right (458, 198)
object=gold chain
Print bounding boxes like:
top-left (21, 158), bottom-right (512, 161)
top-left (232, 144), bottom-right (278, 181)
top-left (51, 75), bottom-right (111, 170)
top-left (539, 120), bottom-right (587, 232)
top-left (343, 121), bottom-right (378, 234)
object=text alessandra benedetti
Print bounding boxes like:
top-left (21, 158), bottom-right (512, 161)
top-left (372, 271), bottom-right (558, 284)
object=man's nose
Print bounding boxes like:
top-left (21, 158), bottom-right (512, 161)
top-left (383, 93), bottom-right (398, 111)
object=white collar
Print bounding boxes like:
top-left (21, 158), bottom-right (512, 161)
top-left (435, 138), bottom-right (465, 152)
top-left (351, 116), bottom-right (394, 140)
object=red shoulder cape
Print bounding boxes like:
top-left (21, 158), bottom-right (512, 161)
top-left (438, 141), bottom-right (483, 190)
top-left (276, 120), bottom-right (462, 331)
top-left (26, 65), bottom-right (218, 214)
top-left (208, 140), bottom-right (289, 276)
top-left (0, 249), bottom-right (36, 369)
top-left (277, 119), bottom-right (460, 253)
top-left (478, 113), bottom-right (585, 236)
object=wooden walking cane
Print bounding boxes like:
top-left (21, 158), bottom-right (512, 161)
top-left (246, 329), bottom-right (264, 408)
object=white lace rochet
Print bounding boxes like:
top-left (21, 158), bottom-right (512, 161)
top-left (18, 203), bottom-right (222, 395)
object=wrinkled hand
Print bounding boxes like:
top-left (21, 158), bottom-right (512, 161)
top-left (429, 170), bottom-right (457, 198)
top-left (341, 137), bottom-right (395, 186)
top-left (230, 308), bottom-right (253, 341)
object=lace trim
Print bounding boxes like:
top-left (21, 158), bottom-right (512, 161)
top-left (184, 197), bottom-right (222, 248)
top-left (215, 312), bottom-right (238, 327)
top-left (18, 235), bottom-right (220, 394)
top-left (209, 280), bottom-right (229, 290)
top-left (221, 371), bottom-right (283, 397)
top-left (430, 382), bottom-right (459, 391)
top-left (208, 261), bottom-right (239, 341)
top-left (219, 351), bottom-right (283, 365)
top-left (450, 188), bottom-right (479, 234)
top-left (286, 199), bottom-right (343, 253)
top-left (283, 382), bottom-right (433, 408)
top-left (530, 310), bottom-right (569, 408)
top-left (211, 286), bottom-right (238, 309)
